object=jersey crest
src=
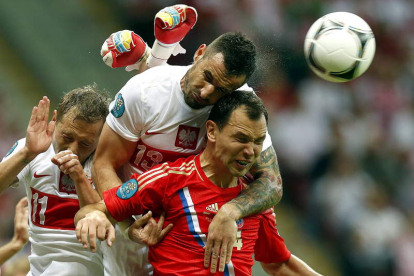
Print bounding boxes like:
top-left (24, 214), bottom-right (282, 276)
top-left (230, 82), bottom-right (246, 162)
top-left (59, 172), bottom-right (77, 194)
top-left (111, 93), bottom-right (125, 118)
top-left (175, 125), bottom-right (200, 150)
top-left (116, 178), bottom-right (138, 199)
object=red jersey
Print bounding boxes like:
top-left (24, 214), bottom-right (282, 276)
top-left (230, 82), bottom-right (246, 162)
top-left (103, 154), bottom-right (291, 276)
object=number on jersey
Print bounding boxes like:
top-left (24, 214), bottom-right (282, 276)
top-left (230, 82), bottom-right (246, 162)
top-left (233, 230), bottom-right (243, 250)
top-left (32, 193), bottom-right (48, 225)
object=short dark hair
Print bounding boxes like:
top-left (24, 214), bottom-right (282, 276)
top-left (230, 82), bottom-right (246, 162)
top-left (204, 32), bottom-right (256, 81)
top-left (208, 90), bottom-right (268, 130)
top-left (56, 84), bottom-right (111, 123)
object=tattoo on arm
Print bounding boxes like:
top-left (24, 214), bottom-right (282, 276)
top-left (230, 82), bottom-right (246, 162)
top-left (229, 146), bottom-right (283, 218)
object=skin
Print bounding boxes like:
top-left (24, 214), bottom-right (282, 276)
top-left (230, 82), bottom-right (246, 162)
top-left (0, 197), bottom-right (29, 265)
top-left (0, 97), bottom-right (56, 194)
top-left (50, 111), bottom-right (104, 206)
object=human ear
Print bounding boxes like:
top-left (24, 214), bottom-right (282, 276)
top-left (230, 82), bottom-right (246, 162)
top-left (205, 120), bottom-right (217, 142)
top-left (193, 44), bottom-right (207, 62)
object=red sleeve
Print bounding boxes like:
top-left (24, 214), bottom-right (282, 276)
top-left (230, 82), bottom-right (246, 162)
top-left (254, 209), bottom-right (291, 263)
top-left (103, 177), bottom-right (164, 222)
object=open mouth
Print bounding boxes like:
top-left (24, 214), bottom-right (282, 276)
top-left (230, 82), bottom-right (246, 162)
top-left (236, 160), bottom-right (250, 168)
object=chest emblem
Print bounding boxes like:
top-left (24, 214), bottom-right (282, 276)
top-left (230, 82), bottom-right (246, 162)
top-left (175, 125), bottom-right (200, 150)
top-left (59, 172), bottom-right (77, 194)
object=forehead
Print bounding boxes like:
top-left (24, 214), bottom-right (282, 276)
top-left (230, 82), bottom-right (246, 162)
top-left (200, 53), bottom-right (246, 90)
top-left (224, 107), bottom-right (267, 136)
top-left (56, 112), bottom-right (103, 138)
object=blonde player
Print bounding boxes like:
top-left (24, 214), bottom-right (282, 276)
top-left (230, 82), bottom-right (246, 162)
top-left (0, 87), bottom-right (109, 275)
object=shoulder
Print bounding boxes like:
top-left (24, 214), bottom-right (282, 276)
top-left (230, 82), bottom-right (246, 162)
top-left (130, 65), bottom-right (189, 84)
top-left (137, 155), bottom-right (197, 188)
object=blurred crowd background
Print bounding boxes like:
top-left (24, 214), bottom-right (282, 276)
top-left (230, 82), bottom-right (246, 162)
top-left (0, 0), bottom-right (413, 275)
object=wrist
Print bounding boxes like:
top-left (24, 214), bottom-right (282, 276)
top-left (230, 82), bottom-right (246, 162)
top-left (70, 171), bottom-right (88, 183)
top-left (10, 237), bottom-right (27, 251)
top-left (218, 203), bottom-right (242, 221)
top-left (21, 147), bottom-right (38, 162)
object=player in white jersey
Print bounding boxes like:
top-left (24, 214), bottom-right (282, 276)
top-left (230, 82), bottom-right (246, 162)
top-left (0, 85), bottom-right (110, 275)
top-left (94, 8), bottom-right (283, 272)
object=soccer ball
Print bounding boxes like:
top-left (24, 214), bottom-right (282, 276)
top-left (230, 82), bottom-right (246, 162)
top-left (304, 12), bottom-right (376, 82)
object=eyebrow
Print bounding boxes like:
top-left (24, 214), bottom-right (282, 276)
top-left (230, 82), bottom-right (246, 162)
top-left (204, 70), bottom-right (233, 94)
top-left (234, 131), bottom-right (266, 141)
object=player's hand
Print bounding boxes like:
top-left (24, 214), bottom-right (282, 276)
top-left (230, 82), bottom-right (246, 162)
top-left (147, 5), bottom-right (197, 67)
top-left (128, 211), bottom-right (173, 246)
top-left (204, 208), bottom-right (238, 273)
top-left (154, 5), bottom-right (197, 45)
top-left (101, 30), bottom-right (150, 72)
top-left (25, 96), bottom-right (57, 159)
top-left (75, 210), bottom-right (115, 252)
top-left (12, 197), bottom-right (29, 248)
top-left (51, 150), bottom-right (86, 182)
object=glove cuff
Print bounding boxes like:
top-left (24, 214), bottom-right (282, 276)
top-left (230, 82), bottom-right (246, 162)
top-left (147, 39), bottom-right (184, 68)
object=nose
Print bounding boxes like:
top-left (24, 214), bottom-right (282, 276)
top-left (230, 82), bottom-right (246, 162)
top-left (200, 83), bottom-right (215, 99)
top-left (244, 143), bottom-right (255, 158)
top-left (68, 142), bottom-right (79, 156)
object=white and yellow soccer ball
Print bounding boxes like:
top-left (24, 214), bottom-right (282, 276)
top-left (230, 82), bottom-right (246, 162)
top-left (304, 12), bottom-right (376, 82)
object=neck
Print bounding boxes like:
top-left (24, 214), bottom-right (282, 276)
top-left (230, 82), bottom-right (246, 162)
top-left (200, 151), bottom-right (238, 188)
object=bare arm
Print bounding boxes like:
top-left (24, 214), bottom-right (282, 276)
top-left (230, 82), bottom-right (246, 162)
top-left (204, 146), bottom-right (282, 273)
top-left (92, 123), bottom-right (137, 196)
top-left (0, 197), bottom-right (29, 265)
top-left (261, 254), bottom-right (323, 276)
top-left (224, 145), bottom-right (282, 220)
top-left (0, 97), bottom-right (56, 195)
top-left (51, 150), bottom-right (101, 206)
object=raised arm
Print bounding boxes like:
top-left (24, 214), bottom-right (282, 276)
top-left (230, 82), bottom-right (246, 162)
top-left (0, 97), bottom-right (56, 194)
top-left (92, 123), bottom-right (137, 196)
top-left (0, 197), bottom-right (29, 265)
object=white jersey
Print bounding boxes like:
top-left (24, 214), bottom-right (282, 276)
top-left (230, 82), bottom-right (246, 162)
top-left (104, 65), bottom-right (272, 276)
top-left (2, 139), bottom-right (103, 276)
top-left (107, 65), bottom-right (272, 182)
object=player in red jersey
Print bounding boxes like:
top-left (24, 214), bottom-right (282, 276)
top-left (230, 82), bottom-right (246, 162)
top-left (75, 90), bottom-right (321, 276)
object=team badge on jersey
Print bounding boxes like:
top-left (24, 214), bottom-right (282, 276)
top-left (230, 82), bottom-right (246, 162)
top-left (111, 93), bottom-right (125, 118)
top-left (175, 125), bottom-right (200, 150)
top-left (5, 141), bottom-right (18, 157)
top-left (59, 172), bottom-right (77, 194)
top-left (236, 219), bottom-right (244, 229)
top-left (116, 178), bottom-right (138, 199)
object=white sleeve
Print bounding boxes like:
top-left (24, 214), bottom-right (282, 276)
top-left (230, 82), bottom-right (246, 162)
top-left (262, 131), bottom-right (272, 152)
top-left (1, 138), bottom-right (30, 188)
top-left (106, 76), bottom-right (145, 142)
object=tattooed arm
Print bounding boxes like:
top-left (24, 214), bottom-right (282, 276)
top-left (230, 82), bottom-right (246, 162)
top-left (204, 145), bottom-right (283, 273)
top-left (228, 145), bottom-right (282, 217)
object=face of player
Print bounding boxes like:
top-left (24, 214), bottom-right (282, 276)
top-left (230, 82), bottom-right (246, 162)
top-left (181, 45), bottom-right (247, 109)
top-left (52, 111), bottom-right (104, 164)
top-left (209, 107), bottom-right (267, 177)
